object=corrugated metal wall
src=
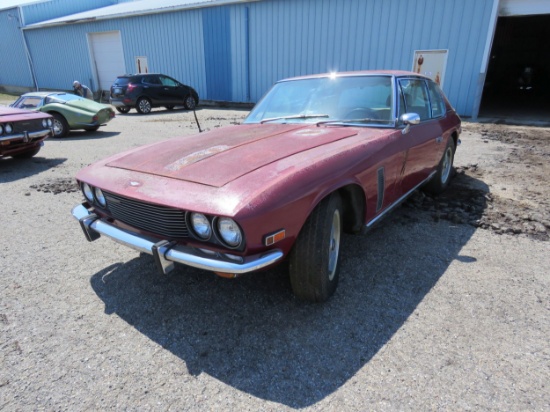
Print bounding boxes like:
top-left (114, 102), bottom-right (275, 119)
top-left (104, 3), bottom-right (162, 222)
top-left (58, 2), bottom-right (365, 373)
top-left (203, 6), bottom-right (232, 100)
top-left (21, 0), bottom-right (117, 25)
top-left (243, 0), bottom-right (495, 115)
top-left (18, 0), bottom-right (496, 116)
top-left (24, 11), bottom-right (207, 95)
top-left (0, 0), bottom-right (119, 91)
top-left (0, 8), bottom-right (33, 88)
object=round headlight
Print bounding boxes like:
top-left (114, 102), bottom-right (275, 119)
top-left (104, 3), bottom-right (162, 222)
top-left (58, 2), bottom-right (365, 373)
top-left (42, 119), bottom-right (47, 128)
top-left (190, 213), bottom-right (212, 240)
top-left (217, 218), bottom-right (242, 247)
top-left (5, 124), bottom-right (12, 134)
top-left (47, 119), bottom-right (53, 127)
top-left (94, 188), bottom-right (106, 207)
top-left (82, 183), bottom-right (95, 202)
top-left (0, 125), bottom-right (3, 135)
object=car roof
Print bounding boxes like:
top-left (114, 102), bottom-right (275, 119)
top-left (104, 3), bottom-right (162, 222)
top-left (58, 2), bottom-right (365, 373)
top-left (20, 91), bottom-right (70, 98)
top-left (279, 70), bottom-right (431, 82)
top-left (117, 73), bottom-right (169, 77)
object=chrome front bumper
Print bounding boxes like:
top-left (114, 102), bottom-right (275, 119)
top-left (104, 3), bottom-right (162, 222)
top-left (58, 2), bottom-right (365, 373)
top-left (0, 128), bottom-right (52, 143)
top-left (71, 204), bottom-right (284, 275)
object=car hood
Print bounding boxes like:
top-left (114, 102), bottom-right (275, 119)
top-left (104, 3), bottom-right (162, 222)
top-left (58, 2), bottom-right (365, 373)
top-left (105, 124), bottom-right (361, 187)
top-left (0, 106), bottom-right (50, 118)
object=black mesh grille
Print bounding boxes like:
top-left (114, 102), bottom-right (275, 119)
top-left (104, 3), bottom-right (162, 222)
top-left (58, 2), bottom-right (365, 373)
top-left (104, 192), bottom-right (189, 239)
top-left (11, 119), bottom-right (44, 133)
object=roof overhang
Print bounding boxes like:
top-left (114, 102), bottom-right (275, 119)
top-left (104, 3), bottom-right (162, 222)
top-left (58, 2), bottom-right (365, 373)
top-left (23, 0), bottom-right (260, 30)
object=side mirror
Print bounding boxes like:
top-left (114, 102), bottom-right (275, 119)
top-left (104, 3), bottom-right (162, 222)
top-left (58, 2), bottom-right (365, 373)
top-left (400, 113), bottom-right (420, 134)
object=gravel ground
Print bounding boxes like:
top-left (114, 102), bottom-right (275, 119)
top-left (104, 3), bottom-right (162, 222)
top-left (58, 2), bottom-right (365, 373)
top-left (1, 101), bottom-right (549, 411)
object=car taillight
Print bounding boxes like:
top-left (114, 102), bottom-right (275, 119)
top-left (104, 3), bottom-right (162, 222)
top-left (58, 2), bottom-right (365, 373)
top-left (92, 115), bottom-right (98, 122)
top-left (127, 83), bottom-right (136, 92)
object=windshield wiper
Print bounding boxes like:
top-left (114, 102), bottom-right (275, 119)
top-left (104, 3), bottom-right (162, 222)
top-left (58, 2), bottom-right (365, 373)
top-left (316, 118), bottom-right (389, 126)
top-left (260, 114), bottom-right (329, 124)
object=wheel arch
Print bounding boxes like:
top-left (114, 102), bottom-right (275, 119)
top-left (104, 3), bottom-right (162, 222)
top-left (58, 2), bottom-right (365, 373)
top-left (336, 184), bottom-right (366, 234)
top-left (451, 130), bottom-right (459, 148)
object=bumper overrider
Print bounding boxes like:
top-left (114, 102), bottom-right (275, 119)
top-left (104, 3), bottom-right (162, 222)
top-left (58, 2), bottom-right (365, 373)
top-left (71, 203), bottom-right (284, 276)
top-left (0, 128), bottom-right (52, 143)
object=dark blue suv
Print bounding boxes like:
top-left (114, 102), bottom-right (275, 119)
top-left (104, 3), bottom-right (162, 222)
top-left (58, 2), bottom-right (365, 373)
top-left (110, 73), bottom-right (199, 114)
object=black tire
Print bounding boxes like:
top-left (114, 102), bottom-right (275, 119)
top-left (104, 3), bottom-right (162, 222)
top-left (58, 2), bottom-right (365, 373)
top-left (165, 105), bottom-right (175, 110)
top-left (51, 113), bottom-right (69, 138)
top-left (84, 126), bottom-right (100, 132)
top-left (184, 95), bottom-right (197, 110)
top-left (289, 192), bottom-right (343, 302)
top-left (12, 145), bottom-right (41, 159)
top-left (424, 138), bottom-right (455, 195)
top-left (136, 97), bottom-right (152, 114)
top-left (116, 106), bottom-right (131, 114)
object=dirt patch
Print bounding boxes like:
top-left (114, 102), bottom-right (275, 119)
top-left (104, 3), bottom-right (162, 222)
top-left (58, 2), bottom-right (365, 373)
top-left (401, 123), bottom-right (550, 241)
top-left (30, 178), bottom-right (79, 195)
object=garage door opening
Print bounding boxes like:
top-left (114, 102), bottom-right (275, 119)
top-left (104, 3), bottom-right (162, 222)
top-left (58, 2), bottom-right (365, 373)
top-left (479, 14), bottom-right (550, 120)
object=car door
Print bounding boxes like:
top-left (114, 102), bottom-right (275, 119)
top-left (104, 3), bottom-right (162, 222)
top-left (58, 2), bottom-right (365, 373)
top-left (397, 78), bottom-right (444, 194)
top-left (141, 75), bottom-right (163, 104)
top-left (159, 75), bottom-right (184, 105)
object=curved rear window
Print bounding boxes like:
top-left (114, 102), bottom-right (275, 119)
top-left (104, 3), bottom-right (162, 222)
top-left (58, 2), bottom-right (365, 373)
top-left (113, 77), bottom-right (131, 86)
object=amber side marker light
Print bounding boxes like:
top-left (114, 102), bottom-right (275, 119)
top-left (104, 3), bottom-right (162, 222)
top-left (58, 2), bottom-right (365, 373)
top-left (265, 229), bottom-right (286, 246)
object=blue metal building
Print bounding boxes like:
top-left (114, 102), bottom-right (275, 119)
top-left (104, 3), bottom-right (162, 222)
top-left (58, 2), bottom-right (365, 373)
top-left (0, 0), bottom-right (121, 92)
top-left (2, 0), bottom-right (550, 118)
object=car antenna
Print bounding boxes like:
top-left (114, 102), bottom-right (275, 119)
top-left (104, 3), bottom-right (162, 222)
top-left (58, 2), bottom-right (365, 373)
top-left (193, 108), bottom-right (203, 133)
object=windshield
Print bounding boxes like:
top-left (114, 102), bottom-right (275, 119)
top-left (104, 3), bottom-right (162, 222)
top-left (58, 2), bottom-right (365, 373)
top-left (244, 75), bottom-right (394, 126)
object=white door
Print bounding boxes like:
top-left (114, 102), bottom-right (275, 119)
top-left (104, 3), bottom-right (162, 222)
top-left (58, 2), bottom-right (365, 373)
top-left (88, 31), bottom-right (126, 91)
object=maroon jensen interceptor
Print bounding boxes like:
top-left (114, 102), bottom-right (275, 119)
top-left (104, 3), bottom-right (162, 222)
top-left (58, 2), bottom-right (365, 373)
top-left (72, 71), bottom-right (461, 302)
top-left (0, 106), bottom-right (53, 159)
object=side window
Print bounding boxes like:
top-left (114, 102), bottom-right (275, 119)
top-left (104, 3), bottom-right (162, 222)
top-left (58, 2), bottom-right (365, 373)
top-left (398, 79), bottom-right (430, 121)
top-left (427, 81), bottom-right (447, 118)
top-left (16, 97), bottom-right (42, 109)
top-left (142, 75), bottom-right (161, 85)
top-left (160, 76), bottom-right (178, 87)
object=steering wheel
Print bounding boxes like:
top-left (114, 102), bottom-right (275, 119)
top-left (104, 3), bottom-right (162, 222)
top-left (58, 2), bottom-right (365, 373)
top-left (344, 108), bottom-right (380, 120)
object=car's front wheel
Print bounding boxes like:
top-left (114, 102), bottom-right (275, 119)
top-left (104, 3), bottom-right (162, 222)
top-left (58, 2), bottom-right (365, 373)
top-left (51, 113), bottom-right (69, 137)
top-left (136, 97), bottom-right (152, 114)
top-left (184, 95), bottom-right (196, 110)
top-left (116, 106), bottom-right (131, 114)
top-left (424, 138), bottom-right (455, 194)
top-left (289, 192), bottom-right (343, 302)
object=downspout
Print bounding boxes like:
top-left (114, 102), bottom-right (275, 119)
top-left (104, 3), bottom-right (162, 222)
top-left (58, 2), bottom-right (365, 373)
top-left (18, 7), bottom-right (39, 91)
top-left (471, 0), bottom-right (500, 119)
top-left (245, 6), bottom-right (250, 102)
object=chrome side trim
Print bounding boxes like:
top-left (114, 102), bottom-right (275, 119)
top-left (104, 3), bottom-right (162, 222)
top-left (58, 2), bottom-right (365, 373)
top-left (366, 171), bottom-right (436, 229)
top-left (71, 204), bottom-right (283, 274)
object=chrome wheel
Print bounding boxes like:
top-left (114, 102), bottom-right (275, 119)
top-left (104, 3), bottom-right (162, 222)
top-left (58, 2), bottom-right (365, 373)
top-left (136, 98), bottom-right (152, 114)
top-left (328, 209), bottom-right (341, 281)
top-left (184, 95), bottom-right (196, 110)
top-left (441, 146), bottom-right (453, 184)
top-left (51, 113), bottom-right (69, 137)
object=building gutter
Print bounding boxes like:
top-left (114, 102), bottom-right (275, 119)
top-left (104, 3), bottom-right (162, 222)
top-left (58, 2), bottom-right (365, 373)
top-left (23, 0), bottom-right (261, 30)
top-left (15, 7), bottom-right (39, 91)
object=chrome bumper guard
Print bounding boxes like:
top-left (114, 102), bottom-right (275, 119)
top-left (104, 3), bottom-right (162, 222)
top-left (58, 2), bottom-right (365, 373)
top-left (0, 129), bottom-right (52, 143)
top-left (71, 204), bottom-right (284, 275)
